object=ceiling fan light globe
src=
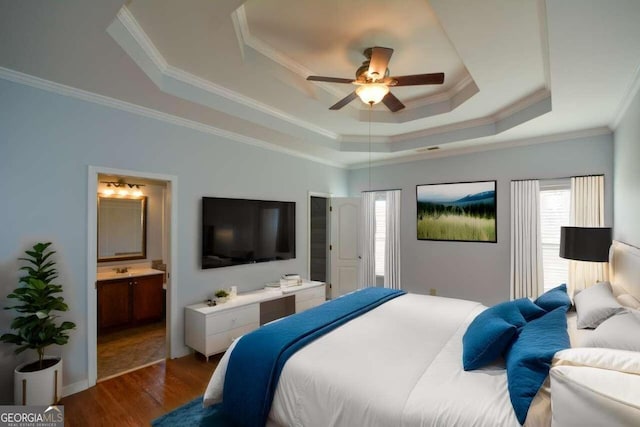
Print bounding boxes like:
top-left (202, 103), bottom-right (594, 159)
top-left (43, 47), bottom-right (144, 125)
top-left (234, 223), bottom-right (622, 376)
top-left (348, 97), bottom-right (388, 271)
top-left (356, 83), bottom-right (389, 105)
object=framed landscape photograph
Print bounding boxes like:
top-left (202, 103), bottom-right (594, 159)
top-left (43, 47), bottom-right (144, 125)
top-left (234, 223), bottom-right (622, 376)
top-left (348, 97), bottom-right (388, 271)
top-left (416, 180), bottom-right (497, 243)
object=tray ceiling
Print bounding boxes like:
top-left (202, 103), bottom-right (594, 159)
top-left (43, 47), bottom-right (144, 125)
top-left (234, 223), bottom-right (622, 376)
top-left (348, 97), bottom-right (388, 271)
top-left (1, 0), bottom-right (639, 167)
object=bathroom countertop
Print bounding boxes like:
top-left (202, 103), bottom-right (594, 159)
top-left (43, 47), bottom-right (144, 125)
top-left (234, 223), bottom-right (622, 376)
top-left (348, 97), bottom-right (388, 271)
top-left (96, 267), bottom-right (165, 282)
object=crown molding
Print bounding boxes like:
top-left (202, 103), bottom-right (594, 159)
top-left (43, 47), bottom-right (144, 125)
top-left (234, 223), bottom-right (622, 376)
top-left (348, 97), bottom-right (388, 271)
top-left (113, 5), bottom-right (340, 142)
top-left (347, 126), bottom-right (612, 169)
top-left (110, 5), bottom-right (554, 155)
top-left (0, 66), bottom-right (346, 168)
top-left (117, 7), bottom-right (167, 72)
top-left (611, 59), bottom-right (640, 129)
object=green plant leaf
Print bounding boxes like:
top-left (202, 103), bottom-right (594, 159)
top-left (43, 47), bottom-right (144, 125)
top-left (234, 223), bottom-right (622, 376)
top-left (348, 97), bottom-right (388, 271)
top-left (59, 321), bottom-right (76, 330)
top-left (4, 242), bottom-right (74, 356)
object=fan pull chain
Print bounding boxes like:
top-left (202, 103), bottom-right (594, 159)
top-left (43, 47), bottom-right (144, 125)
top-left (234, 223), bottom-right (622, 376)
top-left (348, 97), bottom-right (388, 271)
top-left (368, 104), bottom-right (372, 192)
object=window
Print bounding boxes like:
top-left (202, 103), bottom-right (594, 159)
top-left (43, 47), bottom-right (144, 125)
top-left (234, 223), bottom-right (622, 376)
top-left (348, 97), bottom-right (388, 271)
top-left (539, 181), bottom-right (571, 292)
top-left (374, 198), bottom-right (386, 276)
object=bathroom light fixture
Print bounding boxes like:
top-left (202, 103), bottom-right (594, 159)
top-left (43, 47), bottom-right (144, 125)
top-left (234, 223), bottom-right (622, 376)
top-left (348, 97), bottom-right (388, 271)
top-left (100, 179), bottom-right (145, 197)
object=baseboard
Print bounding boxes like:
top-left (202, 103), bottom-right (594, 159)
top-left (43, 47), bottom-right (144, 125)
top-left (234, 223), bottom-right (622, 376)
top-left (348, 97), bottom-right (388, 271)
top-left (62, 379), bottom-right (89, 398)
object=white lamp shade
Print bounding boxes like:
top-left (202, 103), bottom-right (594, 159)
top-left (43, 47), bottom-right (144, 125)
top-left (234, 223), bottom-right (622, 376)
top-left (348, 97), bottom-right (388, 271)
top-left (356, 83), bottom-right (389, 105)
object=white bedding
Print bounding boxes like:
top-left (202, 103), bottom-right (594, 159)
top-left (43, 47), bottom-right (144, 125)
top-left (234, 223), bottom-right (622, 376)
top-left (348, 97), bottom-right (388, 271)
top-left (204, 294), bottom-right (523, 426)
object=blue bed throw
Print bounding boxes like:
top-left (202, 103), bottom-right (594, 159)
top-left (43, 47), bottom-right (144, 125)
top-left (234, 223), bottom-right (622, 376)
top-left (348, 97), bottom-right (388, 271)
top-left (221, 287), bottom-right (405, 427)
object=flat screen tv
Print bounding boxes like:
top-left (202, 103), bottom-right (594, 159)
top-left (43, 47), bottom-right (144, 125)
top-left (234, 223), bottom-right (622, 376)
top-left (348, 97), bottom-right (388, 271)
top-left (202, 197), bottom-right (296, 269)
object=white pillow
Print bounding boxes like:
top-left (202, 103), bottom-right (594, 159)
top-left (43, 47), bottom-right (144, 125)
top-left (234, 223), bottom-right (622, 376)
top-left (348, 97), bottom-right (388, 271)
top-left (581, 310), bottom-right (640, 351)
top-left (553, 347), bottom-right (640, 374)
top-left (551, 365), bottom-right (640, 427)
top-left (574, 281), bottom-right (624, 329)
top-left (617, 293), bottom-right (640, 310)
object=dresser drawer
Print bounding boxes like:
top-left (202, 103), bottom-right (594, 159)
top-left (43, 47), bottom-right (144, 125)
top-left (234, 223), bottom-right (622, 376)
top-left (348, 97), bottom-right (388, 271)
top-left (227, 322), bottom-right (259, 343)
top-left (205, 304), bottom-right (259, 335)
top-left (205, 322), bottom-right (259, 356)
top-left (295, 286), bottom-right (325, 303)
top-left (296, 297), bottom-right (325, 313)
top-left (205, 331), bottom-right (232, 356)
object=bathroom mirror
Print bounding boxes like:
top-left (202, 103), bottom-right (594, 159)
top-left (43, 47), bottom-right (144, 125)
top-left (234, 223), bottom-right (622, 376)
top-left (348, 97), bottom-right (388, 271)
top-left (98, 196), bottom-right (147, 262)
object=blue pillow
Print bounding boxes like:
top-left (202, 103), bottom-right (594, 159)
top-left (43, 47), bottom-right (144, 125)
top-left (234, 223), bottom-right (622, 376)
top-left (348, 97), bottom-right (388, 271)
top-left (513, 298), bottom-right (547, 321)
top-left (534, 284), bottom-right (571, 312)
top-left (505, 307), bottom-right (570, 425)
top-left (463, 301), bottom-right (526, 371)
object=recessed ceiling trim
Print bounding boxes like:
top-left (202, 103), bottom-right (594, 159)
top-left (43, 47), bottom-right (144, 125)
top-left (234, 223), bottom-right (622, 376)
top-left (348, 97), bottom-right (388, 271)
top-left (116, 5), bottom-right (168, 73)
top-left (611, 59), bottom-right (640, 129)
top-left (0, 66), bottom-right (346, 168)
top-left (232, 5), bottom-right (346, 101)
top-left (340, 91), bottom-right (551, 151)
top-left (111, 6), bottom-right (340, 143)
top-left (347, 126), bottom-right (612, 170)
top-left (233, 4), bottom-right (478, 117)
top-left (536, 0), bottom-right (552, 89)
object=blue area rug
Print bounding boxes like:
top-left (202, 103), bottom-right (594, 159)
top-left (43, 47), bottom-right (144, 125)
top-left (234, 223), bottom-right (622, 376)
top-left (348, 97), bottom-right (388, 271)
top-left (152, 397), bottom-right (230, 427)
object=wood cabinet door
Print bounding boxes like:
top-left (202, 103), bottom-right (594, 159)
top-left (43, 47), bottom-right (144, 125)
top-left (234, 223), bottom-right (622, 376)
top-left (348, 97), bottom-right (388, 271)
top-left (97, 278), bottom-right (132, 330)
top-left (132, 274), bottom-right (164, 323)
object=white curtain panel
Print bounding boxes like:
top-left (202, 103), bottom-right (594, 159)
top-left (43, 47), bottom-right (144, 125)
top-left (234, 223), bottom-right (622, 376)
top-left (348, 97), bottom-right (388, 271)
top-left (510, 180), bottom-right (544, 299)
top-left (569, 175), bottom-right (607, 296)
top-left (359, 191), bottom-right (376, 288)
top-left (384, 190), bottom-right (401, 290)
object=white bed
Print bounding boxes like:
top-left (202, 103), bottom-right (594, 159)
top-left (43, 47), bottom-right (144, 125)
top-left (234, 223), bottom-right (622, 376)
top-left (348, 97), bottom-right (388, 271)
top-left (204, 240), bottom-right (640, 427)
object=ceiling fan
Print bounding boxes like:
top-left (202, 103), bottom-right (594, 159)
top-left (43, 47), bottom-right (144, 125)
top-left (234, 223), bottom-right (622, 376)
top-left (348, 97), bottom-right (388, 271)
top-left (307, 46), bottom-right (445, 112)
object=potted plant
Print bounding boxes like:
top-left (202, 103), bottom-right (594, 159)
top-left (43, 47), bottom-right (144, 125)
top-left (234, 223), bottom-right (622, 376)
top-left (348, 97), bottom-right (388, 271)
top-left (215, 289), bottom-right (230, 303)
top-left (0, 242), bottom-right (76, 405)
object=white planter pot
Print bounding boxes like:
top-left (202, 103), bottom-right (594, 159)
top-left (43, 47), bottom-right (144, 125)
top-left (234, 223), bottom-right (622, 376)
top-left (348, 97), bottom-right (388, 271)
top-left (14, 356), bottom-right (63, 405)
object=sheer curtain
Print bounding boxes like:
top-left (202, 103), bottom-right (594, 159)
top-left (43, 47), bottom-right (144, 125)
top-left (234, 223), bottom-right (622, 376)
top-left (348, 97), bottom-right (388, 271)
top-left (510, 180), bottom-right (543, 299)
top-left (359, 191), bottom-right (376, 288)
top-left (384, 190), bottom-right (401, 290)
top-left (569, 175), bottom-right (607, 296)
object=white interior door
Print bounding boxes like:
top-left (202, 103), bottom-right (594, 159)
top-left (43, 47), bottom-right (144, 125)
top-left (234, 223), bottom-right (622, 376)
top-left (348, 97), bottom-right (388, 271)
top-left (330, 197), bottom-right (360, 299)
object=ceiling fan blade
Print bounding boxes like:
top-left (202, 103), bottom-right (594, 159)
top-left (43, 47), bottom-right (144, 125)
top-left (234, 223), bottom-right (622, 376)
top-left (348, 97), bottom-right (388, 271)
top-left (382, 92), bottom-right (405, 112)
top-left (329, 92), bottom-right (358, 110)
top-left (307, 76), bottom-right (354, 84)
top-left (391, 73), bottom-right (445, 86)
top-left (367, 47), bottom-right (394, 80)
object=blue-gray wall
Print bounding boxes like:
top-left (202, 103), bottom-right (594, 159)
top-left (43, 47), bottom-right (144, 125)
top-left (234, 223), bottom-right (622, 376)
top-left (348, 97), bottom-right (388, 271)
top-left (614, 89), bottom-right (640, 247)
top-left (348, 135), bottom-right (614, 305)
top-left (0, 79), bottom-right (348, 403)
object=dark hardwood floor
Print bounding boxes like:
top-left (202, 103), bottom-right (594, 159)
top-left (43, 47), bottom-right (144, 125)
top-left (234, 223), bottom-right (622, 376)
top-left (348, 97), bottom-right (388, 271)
top-left (61, 353), bottom-right (221, 426)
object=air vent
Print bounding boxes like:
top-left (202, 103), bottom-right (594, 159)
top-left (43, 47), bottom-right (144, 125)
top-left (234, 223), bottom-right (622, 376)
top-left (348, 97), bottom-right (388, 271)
top-left (416, 146), bottom-right (440, 153)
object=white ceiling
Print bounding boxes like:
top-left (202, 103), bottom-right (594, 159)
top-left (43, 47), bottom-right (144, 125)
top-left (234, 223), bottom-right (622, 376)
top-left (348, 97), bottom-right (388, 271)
top-left (1, 0), bottom-right (639, 167)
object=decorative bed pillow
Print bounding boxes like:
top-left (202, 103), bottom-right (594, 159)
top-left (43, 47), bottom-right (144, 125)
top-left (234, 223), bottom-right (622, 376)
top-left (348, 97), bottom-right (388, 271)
top-left (533, 283), bottom-right (571, 312)
top-left (505, 307), bottom-right (570, 425)
top-left (574, 281), bottom-right (624, 329)
top-left (462, 301), bottom-right (526, 371)
top-left (617, 293), bottom-right (640, 310)
top-left (581, 310), bottom-right (640, 352)
top-left (513, 298), bottom-right (547, 321)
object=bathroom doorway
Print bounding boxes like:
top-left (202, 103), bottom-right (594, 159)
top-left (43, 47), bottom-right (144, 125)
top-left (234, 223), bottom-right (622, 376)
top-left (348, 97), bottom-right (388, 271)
top-left (95, 174), bottom-right (170, 380)
top-left (87, 167), bottom-right (178, 387)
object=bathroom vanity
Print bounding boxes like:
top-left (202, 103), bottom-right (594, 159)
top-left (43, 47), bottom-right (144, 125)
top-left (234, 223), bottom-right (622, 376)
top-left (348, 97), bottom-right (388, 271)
top-left (96, 268), bottom-right (164, 333)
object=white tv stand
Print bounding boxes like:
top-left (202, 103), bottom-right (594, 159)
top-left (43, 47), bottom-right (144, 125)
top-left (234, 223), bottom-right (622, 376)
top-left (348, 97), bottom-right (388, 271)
top-left (185, 281), bottom-right (326, 360)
